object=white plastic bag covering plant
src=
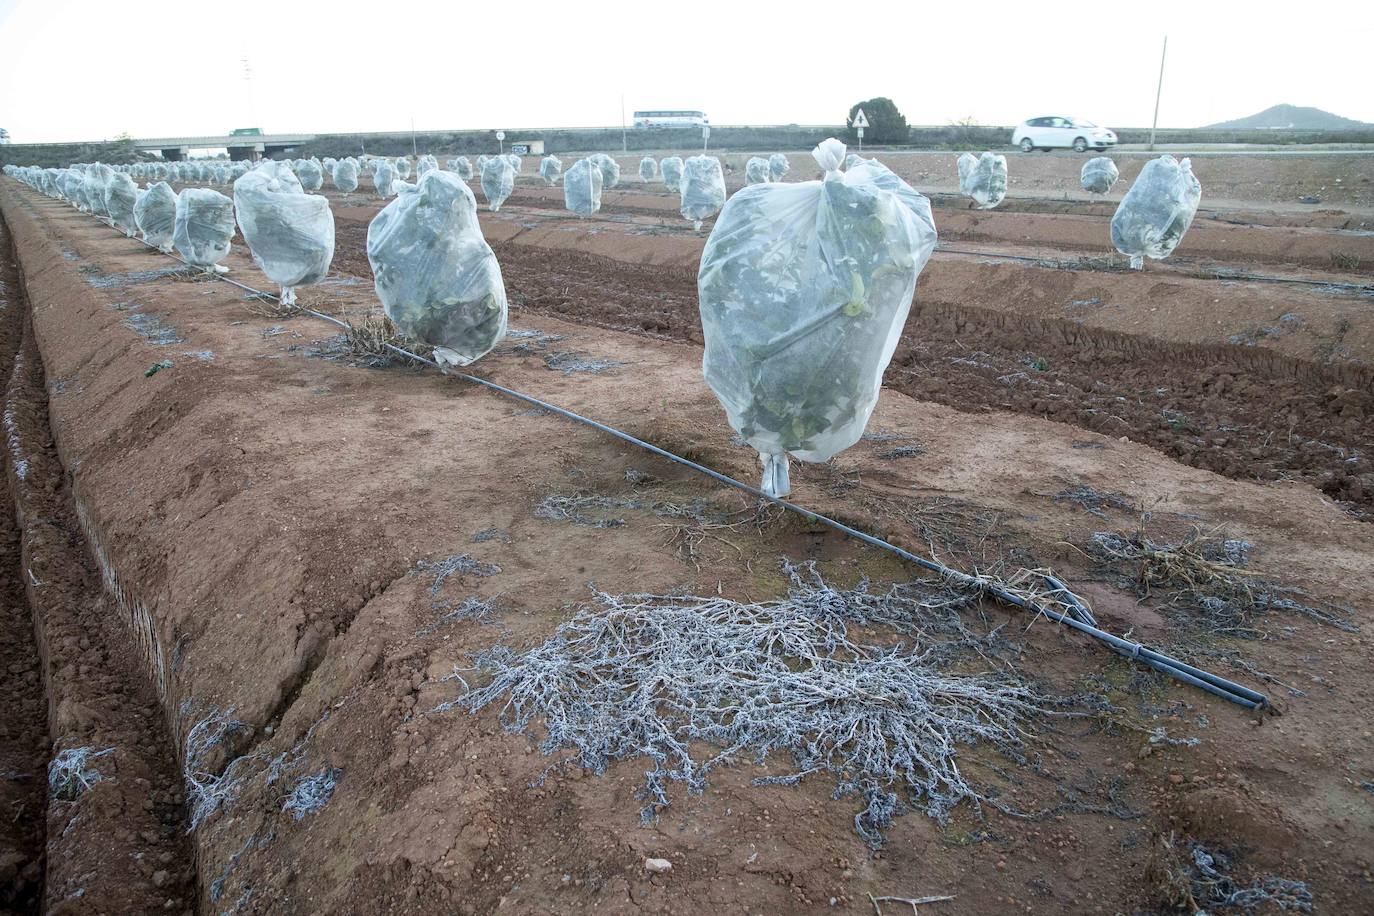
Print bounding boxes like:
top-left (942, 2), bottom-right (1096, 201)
top-left (844, 153), bottom-right (869, 170)
top-left (1080, 156), bottom-right (1119, 194)
top-left (769, 153), bottom-right (790, 182)
top-left (564, 158), bottom-right (603, 217)
top-left (697, 139), bottom-right (938, 498)
top-left (233, 161), bottom-right (336, 305)
top-left (660, 156), bottom-right (684, 192)
top-left (367, 170), bottom-right (508, 368)
top-left (87, 164), bottom-right (114, 217)
top-left (453, 157), bottom-right (473, 180)
top-left (745, 157), bottom-right (771, 185)
top-left (505, 154), bottom-right (522, 174)
top-left (135, 181), bottom-right (178, 252)
top-left (417, 155), bottom-right (438, 177)
top-left (590, 153), bottom-right (620, 189)
top-left (476, 155), bottom-right (490, 174)
top-left (297, 159), bottom-right (324, 192)
top-left (393, 179), bottom-right (416, 194)
top-left (174, 188), bottom-right (236, 272)
top-left (104, 173), bottom-right (139, 236)
top-left (957, 152), bottom-right (1007, 209)
top-left (395, 157), bottom-right (412, 180)
top-left (332, 159), bottom-right (359, 193)
top-left (639, 156), bottom-right (658, 183)
top-left (480, 156), bottom-right (515, 211)
top-left (1110, 155), bottom-right (1201, 269)
top-left (540, 155), bottom-right (562, 186)
top-left (372, 160), bottom-right (397, 198)
top-left (679, 155), bottom-right (726, 230)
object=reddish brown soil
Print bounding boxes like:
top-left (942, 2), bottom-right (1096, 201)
top-left (2, 160), bottom-right (1374, 915)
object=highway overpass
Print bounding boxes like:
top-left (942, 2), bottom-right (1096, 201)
top-left (132, 133), bottom-right (317, 160)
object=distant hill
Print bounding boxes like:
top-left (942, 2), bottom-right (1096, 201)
top-left (1205, 104), bottom-right (1370, 131)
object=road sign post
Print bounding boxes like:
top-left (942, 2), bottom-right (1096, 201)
top-left (853, 108), bottom-right (869, 153)
top-left (496, 129), bottom-right (505, 154)
top-left (702, 123), bottom-right (710, 151)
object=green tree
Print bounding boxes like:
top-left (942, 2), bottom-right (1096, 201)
top-left (847, 98), bottom-right (908, 145)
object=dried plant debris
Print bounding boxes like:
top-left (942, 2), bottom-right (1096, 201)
top-left (281, 767), bottom-right (342, 820)
top-left (472, 527), bottom-right (512, 544)
top-left (183, 707), bottom-right (260, 829)
top-left (542, 350), bottom-right (625, 374)
top-left (48, 747), bottom-right (114, 801)
top-left (415, 554), bottom-right (501, 594)
top-left (435, 560), bottom-right (1055, 847)
top-left (534, 492), bottom-right (717, 529)
top-left (1151, 834), bottom-right (1312, 913)
top-left (1087, 529), bottom-right (1355, 633)
top-left (1051, 485), bottom-right (1134, 518)
top-left (418, 596), bottom-right (502, 635)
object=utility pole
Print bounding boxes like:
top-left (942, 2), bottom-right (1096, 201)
top-left (411, 117), bottom-right (417, 157)
top-left (1149, 35), bottom-right (1168, 152)
top-left (620, 94), bottom-right (627, 153)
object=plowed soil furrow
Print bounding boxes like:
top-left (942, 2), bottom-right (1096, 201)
top-left (0, 214), bottom-right (198, 914)
top-left (363, 237), bottom-right (1371, 514)
top-left (0, 214), bottom-right (47, 914)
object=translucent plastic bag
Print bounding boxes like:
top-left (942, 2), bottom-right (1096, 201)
top-left (297, 159), bottom-right (324, 192)
top-left (372, 160), bottom-right (397, 198)
top-left (639, 156), bottom-right (658, 183)
top-left (768, 153), bottom-right (790, 182)
top-left (1111, 155), bottom-right (1201, 269)
top-left (660, 156), bottom-right (684, 192)
top-left (505, 154), bottom-right (523, 174)
top-left (395, 157), bottom-right (412, 180)
top-left (590, 153), bottom-right (620, 189)
top-left (745, 157), bottom-right (771, 185)
top-left (104, 173), bottom-right (139, 236)
top-left (564, 157), bottom-right (603, 217)
top-left (480, 156), bottom-right (515, 211)
top-left (135, 181), bottom-right (178, 252)
top-left (698, 139), bottom-right (938, 497)
top-left (417, 155), bottom-right (438, 177)
top-left (233, 161), bottom-right (335, 305)
top-left (87, 164), bottom-right (114, 217)
top-left (332, 159), bottom-right (359, 193)
top-left (476, 155), bottom-right (490, 173)
top-left (1080, 156), bottom-right (1119, 194)
top-left (679, 155), bottom-right (726, 230)
top-left (540, 155), bottom-right (562, 186)
top-left (367, 170), bottom-right (508, 368)
top-left (957, 152), bottom-right (1007, 209)
top-left (452, 156), bottom-right (473, 180)
top-left (174, 188), bottom-right (236, 272)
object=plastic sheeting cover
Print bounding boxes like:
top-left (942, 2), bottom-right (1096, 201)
top-left (540, 155), bottom-right (563, 186)
top-left (395, 157), bottom-right (412, 180)
top-left (173, 188), bottom-right (236, 270)
top-left (372, 160), bottom-right (397, 198)
top-left (417, 155), bottom-right (438, 177)
top-left (297, 159), bottom-right (325, 192)
top-left (660, 156), bottom-right (684, 192)
top-left (639, 156), bottom-right (658, 183)
top-left (233, 160), bottom-right (335, 303)
top-left (104, 173), bottom-right (139, 236)
top-left (957, 151), bottom-right (1008, 209)
top-left (745, 157), bottom-right (771, 185)
top-left (1110, 155), bottom-right (1201, 269)
top-left (366, 170), bottom-right (508, 368)
top-left (452, 157), bottom-right (474, 180)
top-left (590, 153), bottom-right (620, 189)
top-left (135, 181), bottom-right (178, 251)
top-left (564, 158), bottom-right (603, 217)
top-left (697, 139), bottom-right (938, 498)
top-left (679, 155), bottom-right (726, 230)
top-left (480, 156), bottom-right (515, 211)
top-left (1080, 156), bottom-right (1119, 194)
top-left (768, 153), bottom-right (790, 182)
top-left (332, 160), bottom-right (359, 193)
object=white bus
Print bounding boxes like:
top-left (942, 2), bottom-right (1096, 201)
top-left (633, 110), bottom-right (709, 129)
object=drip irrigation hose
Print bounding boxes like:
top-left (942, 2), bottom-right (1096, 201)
top-left (61, 198), bottom-right (1268, 711)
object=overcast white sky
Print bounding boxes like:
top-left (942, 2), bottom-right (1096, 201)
top-left (2, 0), bottom-right (1371, 143)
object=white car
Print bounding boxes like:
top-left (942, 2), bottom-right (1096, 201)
top-left (1012, 117), bottom-right (1117, 153)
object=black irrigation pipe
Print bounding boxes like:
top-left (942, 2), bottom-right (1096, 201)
top-left (52, 195), bottom-right (1269, 711)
